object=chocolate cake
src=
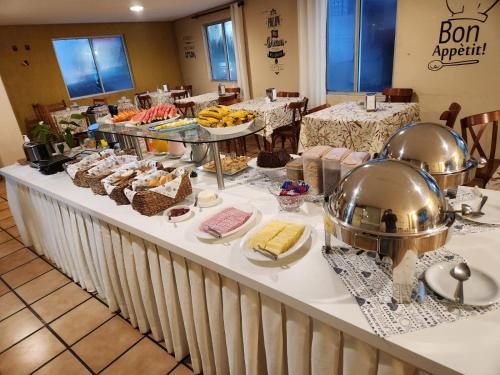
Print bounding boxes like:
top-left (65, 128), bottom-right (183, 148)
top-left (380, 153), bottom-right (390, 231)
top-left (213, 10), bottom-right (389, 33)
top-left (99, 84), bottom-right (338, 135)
top-left (257, 150), bottom-right (292, 168)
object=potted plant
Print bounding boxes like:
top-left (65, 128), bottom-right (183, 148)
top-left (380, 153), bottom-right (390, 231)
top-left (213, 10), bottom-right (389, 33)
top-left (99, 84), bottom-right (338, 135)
top-left (32, 113), bottom-right (83, 154)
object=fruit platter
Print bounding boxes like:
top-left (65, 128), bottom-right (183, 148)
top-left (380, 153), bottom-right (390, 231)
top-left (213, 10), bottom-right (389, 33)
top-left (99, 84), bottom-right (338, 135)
top-left (131, 104), bottom-right (179, 125)
top-left (148, 118), bottom-right (199, 133)
top-left (197, 105), bottom-right (256, 135)
top-left (110, 110), bottom-right (141, 123)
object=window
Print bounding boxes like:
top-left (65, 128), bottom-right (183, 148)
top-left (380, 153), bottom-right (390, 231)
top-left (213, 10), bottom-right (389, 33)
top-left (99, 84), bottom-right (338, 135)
top-left (205, 20), bottom-right (237, 81)
top-left (52, 36), bottom-right (134, 99)
top-left (326, 0), bottom-right (397, 92)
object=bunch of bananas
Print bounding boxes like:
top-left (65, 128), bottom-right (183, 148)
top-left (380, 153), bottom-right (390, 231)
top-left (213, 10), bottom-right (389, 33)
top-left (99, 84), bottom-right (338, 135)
top-left (198, 106), bottom-right (255, 128)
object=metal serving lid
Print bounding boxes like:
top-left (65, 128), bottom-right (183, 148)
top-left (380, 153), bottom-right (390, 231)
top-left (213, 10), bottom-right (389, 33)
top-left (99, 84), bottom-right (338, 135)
top-left (379, 122), bottom-right (477, 189)
top-left (324, 159), bottom-right (454, 256)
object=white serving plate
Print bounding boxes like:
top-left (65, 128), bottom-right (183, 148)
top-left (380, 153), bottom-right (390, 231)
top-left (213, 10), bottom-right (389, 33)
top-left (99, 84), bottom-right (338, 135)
top-left (194, 204), bottom-right (257, 240)
top-left (202, 119), bottom-right (254, 135)
top-left (163, 205), bottom-right (193, 223)
top-left (197, 194), bottom-right (222, 208)
top-left (239, 214), bottom-right (311, 262)
top-left (425, 261), bottom-right (500, 306)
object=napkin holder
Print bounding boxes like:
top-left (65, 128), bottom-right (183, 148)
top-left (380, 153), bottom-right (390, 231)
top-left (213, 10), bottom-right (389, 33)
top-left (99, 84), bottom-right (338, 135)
top-left (365, 93), bottom-right (377, 112)
top-left (266, 88), bottom-right (277, 102)
top-left (218, 84), bottom-right (226, 95)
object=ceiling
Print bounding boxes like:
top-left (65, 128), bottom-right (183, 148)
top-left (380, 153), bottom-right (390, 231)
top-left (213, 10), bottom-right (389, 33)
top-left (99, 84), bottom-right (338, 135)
top-left (0, 0), bottom-right (231, 25)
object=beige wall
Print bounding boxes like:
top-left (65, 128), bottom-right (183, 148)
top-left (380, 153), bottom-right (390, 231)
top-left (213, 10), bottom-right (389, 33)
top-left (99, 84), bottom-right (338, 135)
top-left (0, 22), bottom-right (183, 134)
top-left (173, 0), bottom-right (299, 98)
top-left (244, 0), bottom-right (299, 97)
top-left (0, 76), bottom-right (24, 167)
top-left (393, 0), bottom-right (500, 121)
top-left (327, 0), bottom-right (500, 151)
top-left (174, 9), bottom-right (233, 95)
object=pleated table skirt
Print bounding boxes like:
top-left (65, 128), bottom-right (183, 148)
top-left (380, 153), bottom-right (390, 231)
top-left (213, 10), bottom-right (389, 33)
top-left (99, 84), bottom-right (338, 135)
top-left (6, 179), bottom-right (430, 375)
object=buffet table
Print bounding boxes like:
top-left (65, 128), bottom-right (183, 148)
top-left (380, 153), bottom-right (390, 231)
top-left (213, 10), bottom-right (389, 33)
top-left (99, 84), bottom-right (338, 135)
top-left (2, 164), bottom-right (500, 375)
top-left (299, 102), bottom-right (420, 154)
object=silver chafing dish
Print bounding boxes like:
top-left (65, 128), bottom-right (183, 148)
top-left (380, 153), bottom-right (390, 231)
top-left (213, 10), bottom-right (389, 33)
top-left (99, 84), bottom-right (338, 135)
top-left (379, 122), bottom-right (478, 190)
top-left (323, 159), bottom-right (455, 303)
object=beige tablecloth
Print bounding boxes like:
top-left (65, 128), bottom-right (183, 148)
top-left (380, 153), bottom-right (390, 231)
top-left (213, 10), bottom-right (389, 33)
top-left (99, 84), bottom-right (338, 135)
top-left (177, 92), bottom-right (219, 116)
top-left (149, 90), bottom-right (186, 106)
top-left (51, 106), bottom-right (89, 133)
top-left (299, 102), bottom-right (420, 154)
top-left (230, 97), bottom-right (301, 137)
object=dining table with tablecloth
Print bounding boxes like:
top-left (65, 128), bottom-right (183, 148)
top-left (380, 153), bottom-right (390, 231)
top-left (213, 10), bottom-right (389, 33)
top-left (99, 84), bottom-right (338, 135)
top-left (176, 92), bottom-right (220, 116)
top-left (299, 101), bottom-right (420, 154)
top-left (51, 106), bottom-right (89, 134)
top-left (230, 97), bottom-right (302, 138)
top-left (2, 160), bottom-right (500, 375)
top-left (148, 90), bottom-right (188, 106)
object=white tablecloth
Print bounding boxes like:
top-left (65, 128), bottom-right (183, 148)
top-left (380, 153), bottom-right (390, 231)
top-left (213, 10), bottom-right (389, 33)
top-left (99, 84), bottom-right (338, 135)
top-left (230, 97), bottom-right (301, 137)
top-left (3, 164), bottom-right (500, 375)
top-left (299, 102), bottom-right (420, 154)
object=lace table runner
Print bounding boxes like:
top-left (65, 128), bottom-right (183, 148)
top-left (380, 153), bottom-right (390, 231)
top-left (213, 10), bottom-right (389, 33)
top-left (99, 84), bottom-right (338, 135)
top-left (323, 246), bottom-right (500, 337)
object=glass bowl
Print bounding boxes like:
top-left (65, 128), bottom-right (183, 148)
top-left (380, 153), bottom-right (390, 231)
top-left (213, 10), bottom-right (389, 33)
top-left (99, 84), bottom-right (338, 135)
top-left (268, 181), bottom-right (310, 212)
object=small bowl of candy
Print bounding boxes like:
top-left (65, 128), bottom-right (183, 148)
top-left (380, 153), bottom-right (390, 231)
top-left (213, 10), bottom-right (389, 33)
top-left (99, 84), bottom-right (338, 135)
top-left (269, 180), bottom-right (310, 211)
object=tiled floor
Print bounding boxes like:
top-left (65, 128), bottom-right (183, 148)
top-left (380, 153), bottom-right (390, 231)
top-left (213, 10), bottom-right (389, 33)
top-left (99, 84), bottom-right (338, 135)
top-left (0, 179), bottom-right (194, 375)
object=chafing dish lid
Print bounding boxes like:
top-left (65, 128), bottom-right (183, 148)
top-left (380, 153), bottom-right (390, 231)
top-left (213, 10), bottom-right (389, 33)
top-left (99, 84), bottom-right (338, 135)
top-left (379, 122), bottom-right (476, 175)
top-left (326, 159), bottom-right (452, 236)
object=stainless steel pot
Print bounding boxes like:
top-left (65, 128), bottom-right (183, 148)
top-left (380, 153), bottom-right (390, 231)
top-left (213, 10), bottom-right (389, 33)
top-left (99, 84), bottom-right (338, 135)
top-left (23, 142), bottom-right (50, 164)
top-left (324, 159), bottom-right (455, 303)
top-left (379, 122), bottom-right (478, 190)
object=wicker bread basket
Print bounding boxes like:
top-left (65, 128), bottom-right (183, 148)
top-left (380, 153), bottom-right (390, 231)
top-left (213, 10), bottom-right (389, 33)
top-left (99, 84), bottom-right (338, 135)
top-left (106, 163), bottom-right (168, 205)
top-left (72, 149), bottom-right (136, 188)
top-left (129, 170), bottom-right (192, 216)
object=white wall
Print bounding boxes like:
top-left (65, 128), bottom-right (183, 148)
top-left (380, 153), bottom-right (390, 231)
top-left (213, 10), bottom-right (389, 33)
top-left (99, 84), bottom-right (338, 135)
top-left (0, 75), bottom-right (24, 167)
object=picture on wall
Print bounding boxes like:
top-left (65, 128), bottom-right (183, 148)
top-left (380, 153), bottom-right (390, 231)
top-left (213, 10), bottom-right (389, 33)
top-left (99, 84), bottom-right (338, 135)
top-left (264, 8), bottom-right (287, 75)
top-left (428, 0), bottom-right (498, 71)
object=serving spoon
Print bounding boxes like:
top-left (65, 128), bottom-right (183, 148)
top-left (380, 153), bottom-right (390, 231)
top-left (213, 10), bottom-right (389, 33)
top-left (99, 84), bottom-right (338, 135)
top-left (450, 262), bottom-right (471, 304)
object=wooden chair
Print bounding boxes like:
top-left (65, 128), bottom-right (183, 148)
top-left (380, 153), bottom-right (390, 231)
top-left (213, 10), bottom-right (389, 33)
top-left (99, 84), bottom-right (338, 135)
top-left (172, 90), bottom-right (189, 101)
top-left (277, 91), bottom-right (300, 98)
top-left (175, 101), bottom-right (196, 118)
top-left (440, 102), bottom-right (462, 128)
top-left (175, 85), bottom-right (192, 97)
top-left (271, 97), bottom-right (309, 153)
top-left (32, 100), bottom-right (67, 130)
top-left (137, 94), bottom-right (152, 109)
top-left (383, 88), bottom-right (413, 103)
top-left (225, 87), bottom-right (241, 97)
top-left (218, 93), bottom-right (238, 105)
top-left (460, 110), bottom-right (500, 187)
top-left (93, 98), bottom-right (108, 105)
top-left (305, 103), bottom-right (331, 115)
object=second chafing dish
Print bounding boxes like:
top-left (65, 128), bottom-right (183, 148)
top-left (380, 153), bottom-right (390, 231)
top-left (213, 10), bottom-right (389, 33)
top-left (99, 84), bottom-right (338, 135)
top-left (323, 159), bottom-right (455, 303)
